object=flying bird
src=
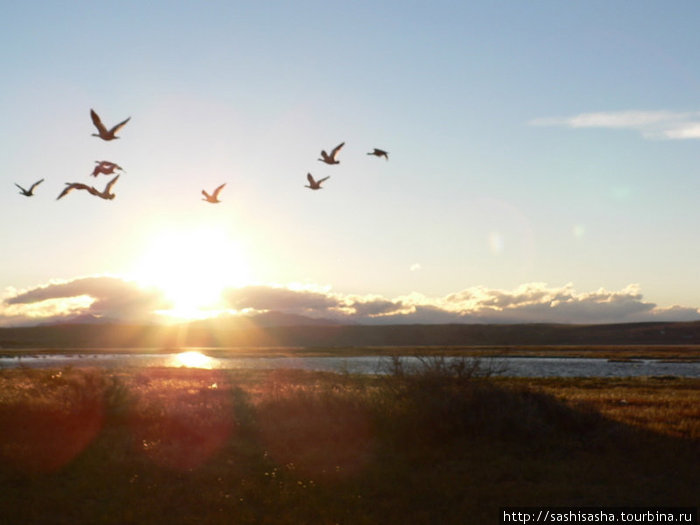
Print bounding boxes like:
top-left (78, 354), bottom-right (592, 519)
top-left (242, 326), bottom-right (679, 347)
top-left (90, 109), bottom-right (130, 141)
top-left (91, 160), bottom-right (124, 177)
top-left (305, 173), bottom-right (329, 190)
top-left (367, 148), bottom-right (389, 160)
top-left (57, 182), bottom-right (96, 200)
top-left (15, 178), bottom-right (44, 197)
top-left (99, 174), bottom-right (121, 199)
top-left (57, 175), bottom-right (120, 200)
top-left (318, 142), bottom-right (345, 165)
top-left (202, 183), bottom-right (226, 203)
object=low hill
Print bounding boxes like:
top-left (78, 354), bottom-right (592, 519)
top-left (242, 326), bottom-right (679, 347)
top-left (1, 318), bottom-right (700, 348)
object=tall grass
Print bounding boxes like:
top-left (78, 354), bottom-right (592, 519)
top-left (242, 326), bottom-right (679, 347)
top-left (0, 362), bottom-right (697, 524)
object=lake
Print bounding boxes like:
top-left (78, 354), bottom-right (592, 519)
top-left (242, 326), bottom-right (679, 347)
top-left (0, 352), bottom-right (698, 378)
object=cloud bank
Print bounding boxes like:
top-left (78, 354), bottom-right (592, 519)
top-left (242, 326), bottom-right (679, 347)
top-left (2, 276), bottom-right (171, 326)
top-left (531, 110), bottom-right (700, 139)
top-left (221, 282), bottom-right (698, 324)
top-left (2, 276), bottom-right (698, 327)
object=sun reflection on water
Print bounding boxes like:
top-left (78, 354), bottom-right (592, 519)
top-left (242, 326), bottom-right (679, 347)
top-left (172, 351), bottom-right (216, 369)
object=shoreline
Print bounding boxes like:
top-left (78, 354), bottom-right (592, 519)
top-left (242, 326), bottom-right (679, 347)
top-left (1, 344), bottom-right (700, 361)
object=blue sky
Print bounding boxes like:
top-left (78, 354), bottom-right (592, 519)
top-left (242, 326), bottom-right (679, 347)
top-left (3, 1), bottom-right (700, 325)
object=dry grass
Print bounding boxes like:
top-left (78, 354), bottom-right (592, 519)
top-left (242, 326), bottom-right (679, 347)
top-left (509, 376), bottom-right (700, 439)
top-left (0, 364), bottom-right (697, 524)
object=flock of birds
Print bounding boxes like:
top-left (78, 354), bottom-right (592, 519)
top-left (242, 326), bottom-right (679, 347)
top-left (302, 143), bottom-right (389, 193)
top-left (13, 110), bottom-right (129, 202)
top-left (14, 109), bottom-right (390, 203)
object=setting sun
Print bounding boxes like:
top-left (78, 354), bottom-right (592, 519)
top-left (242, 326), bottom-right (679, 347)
top-left (129, 226), bottom-right (251, 319)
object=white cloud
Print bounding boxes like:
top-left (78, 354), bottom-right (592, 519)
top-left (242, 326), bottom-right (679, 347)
top-left (2, 277), bottom-right (698, 326)
top-left (222, 282), bottom-right (699, 325)
top-left (530, 110), bottom-right (700, 140)
top-left (662, 123), bottom-right (700, 139)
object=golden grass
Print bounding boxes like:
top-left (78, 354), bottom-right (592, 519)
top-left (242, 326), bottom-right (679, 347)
top-left (0, 365), bottom-right (697, 524)
top-left (508, 377), bottom-right (700, 439)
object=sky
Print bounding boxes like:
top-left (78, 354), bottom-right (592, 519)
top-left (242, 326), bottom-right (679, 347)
top-left (3, 1), bottom-right (700, 326)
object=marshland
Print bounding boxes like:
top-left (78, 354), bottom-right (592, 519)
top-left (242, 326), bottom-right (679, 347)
top-left (0, 352), bottom-right (697, 524)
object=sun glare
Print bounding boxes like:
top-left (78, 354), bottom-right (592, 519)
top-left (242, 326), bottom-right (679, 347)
top-left (172, 351), bottom-right (216, 369)
top-left (130, 226), bottom-right (251, 319)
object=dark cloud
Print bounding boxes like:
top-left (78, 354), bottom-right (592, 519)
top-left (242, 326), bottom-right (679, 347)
top-left (646, 305), bottom-right (700, 322)
top-left (349, 298), bottom-right (404, 317)
top-left (223, 286), bottom-right (341, 314)
top-left (382, 305), bottom-right (464, 324)
top-left (223, 287), bottom-right (406, 320)
top-left (3, 276), bottom-right (171, 323)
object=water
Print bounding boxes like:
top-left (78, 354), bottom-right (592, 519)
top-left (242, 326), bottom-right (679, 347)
top-left (0, 352), bottom-right (698, 378)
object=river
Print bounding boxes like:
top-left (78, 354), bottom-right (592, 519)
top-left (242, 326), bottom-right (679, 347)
top-left (0, 352), bottom-right (698, 378)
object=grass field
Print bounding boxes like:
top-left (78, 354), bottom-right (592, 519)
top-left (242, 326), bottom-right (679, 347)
top-left (0, 358), bottom-right (698, 524)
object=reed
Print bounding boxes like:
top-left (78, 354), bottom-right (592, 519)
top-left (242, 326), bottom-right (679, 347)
top-left (0, 364), bottom-right (697, 524)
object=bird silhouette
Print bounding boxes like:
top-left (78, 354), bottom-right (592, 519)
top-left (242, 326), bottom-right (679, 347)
top-left (90, 109), bottom-right (130, 141)
top-left (202, 183), bottom-right (226, 203)
top-left (99, 174), bottom-right (121, 199)
top-left (56, 182), bottom-right (96, 200)
top-left (57, 175), bottom-right (120, 200)
top-left (318, 142), bottom-right (345, 164)
top-left (305, 173), bottom-right (329, 190)
top-left (367, 148), bottom-right (389, 160)
top-left (15, 179), bottom-right (44, 197)
top-left (91, 160), bottom-right (124, 177)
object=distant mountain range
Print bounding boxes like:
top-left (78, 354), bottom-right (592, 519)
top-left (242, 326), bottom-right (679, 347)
top-left (35, 311), bottom-right (344, 328)
top-left (2, 312), bottom-right (700, 348)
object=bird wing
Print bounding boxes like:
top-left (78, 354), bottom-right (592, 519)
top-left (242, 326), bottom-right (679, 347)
top-left (14, 183), bottom-right (27, 193)
top-left (104, 161), bottom-right (122, 170)
top-left (317, 176), bottom-right (330, 184)
top-left (307, 173), bottom-right (316, 184)
top-left (57, 183), bottom-right (89, 200)
top-left (109, 117), bottom-right (131, 135)
top-left (330, 142), bottom-right (345, 159)
top-left (56, 186), bottom-right (72, 200)
top-left (90, 109), bottom-right (108, 134)
top-left (29, 179), bottom-right (44, 192)
top-left (201, 189), bottom-right (211, 199)
top-left (104, 174), bottom-right (120, 193)
top-left (212, 183), bottom-right (226, 198)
